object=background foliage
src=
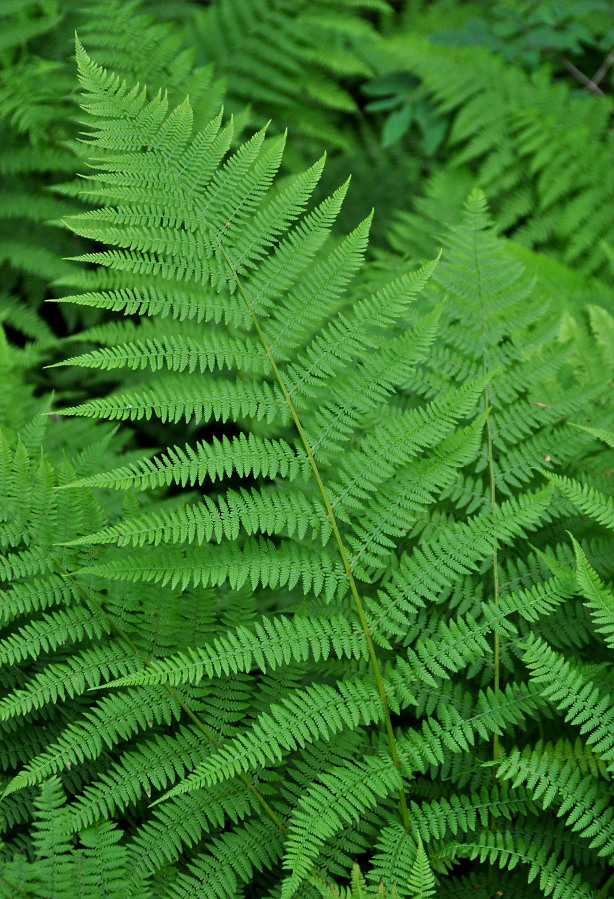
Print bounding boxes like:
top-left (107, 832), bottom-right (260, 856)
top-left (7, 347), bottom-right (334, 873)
top-left (1, 1), bottom-right (614, 897)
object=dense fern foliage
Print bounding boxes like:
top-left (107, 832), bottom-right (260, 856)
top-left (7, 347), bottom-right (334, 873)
top-left (1, 2), bottom-right (614, 898)
top-left (370, 1), bottom-right (614, 275)
top-left (183, 0), bottom-right (388, 158)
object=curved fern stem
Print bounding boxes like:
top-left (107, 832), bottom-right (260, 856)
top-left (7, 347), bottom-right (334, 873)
top-left (484, 381), bottom-right (501, 774)
top-left (210, 228), bottom-right (412, 834)
top-left (485, 381), bottom-right (501, 894)
top-left (479, 270), bottom-right (502, 869)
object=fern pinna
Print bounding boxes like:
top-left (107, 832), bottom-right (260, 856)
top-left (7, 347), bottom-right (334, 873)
top-left (1, 37), bottom-right (613, 899)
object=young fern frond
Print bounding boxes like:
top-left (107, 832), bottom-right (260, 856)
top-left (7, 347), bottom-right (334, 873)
top-left (407, 837), bottom-right (436, 899)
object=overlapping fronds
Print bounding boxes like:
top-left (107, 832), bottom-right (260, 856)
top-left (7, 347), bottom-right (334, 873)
top-left (186, 0), bottom-right (389, 159)
top-left (1, 16), bottom-right (613, 899)
top-left (381, 30), bottom-right (614, 278)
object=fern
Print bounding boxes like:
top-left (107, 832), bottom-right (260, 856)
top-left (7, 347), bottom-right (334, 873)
top-left (1, 14), bottom-right (613, 899)
top-left (0, 0), bottom-right (225, 355)
top-left (1, 777), bottom-right (137, 899)
top-left (311, 835), bottom-right (435, 898)
top-left (185, 0), bottom-right (389, 162)
top-left (376, 19), bottom-right (614, 277)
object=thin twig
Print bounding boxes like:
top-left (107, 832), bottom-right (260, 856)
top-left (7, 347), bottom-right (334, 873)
top-left (561, 57), bottom-right (606, 97)
top-left (591, 49), bottom-right (614, 87)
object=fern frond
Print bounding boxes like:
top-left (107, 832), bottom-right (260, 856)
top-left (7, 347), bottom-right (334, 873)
top-left (105, 612), bottom-right (366, 687)
top-left (407, 837), bottom-right (436, 899)
top-left (521, 635), bottom-right (614, 773)
top-left (571, 535), bottom-right (614, 650)
top-left (64, 485), bottom-right (329, 547)
top-left (438, 823), bottom-right (594, 899)
top-left (67, 723), bottom-right (212, 828)
top-left (4, 686), bottom-right (181, 797)
top-left (495, 744), bottom-right (614, 858)
top-left (53, 330), bottom-right (268, 376)
top-left (158, 677), bottom-right (385, 801)
top-left (572, 423), bottom-right (614, 448)
top-left (188, 0), bottom-right (385, 157)
top-left (3, 20), bottom-right (610, 897)
top-left (54, 372), bottom-right (289, 426)
top-left (387, 32), bottom-right (614, 278)
top-left (0, 604), bottom-right (110, 665)
top-left (124, 780), bottom-right (257, 885)
top-left (0, 641), bottom-right (144, 724)
top-left (368, 828), bottom-right (436, 897)
top-left (79, 538), bottom-right (345, 595)
top-left (61, 431), bottom-right (306, 492)
top-left (547, 473), bottom-right (614, 531)
top-left (30, 778), bottom-right (73, 899)
top-left (73, 820), bottom-right (130, 899)
top-left (164, 817), bottom-right (285, 899)
top-left (370, 485), bottom-right (554, 641)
